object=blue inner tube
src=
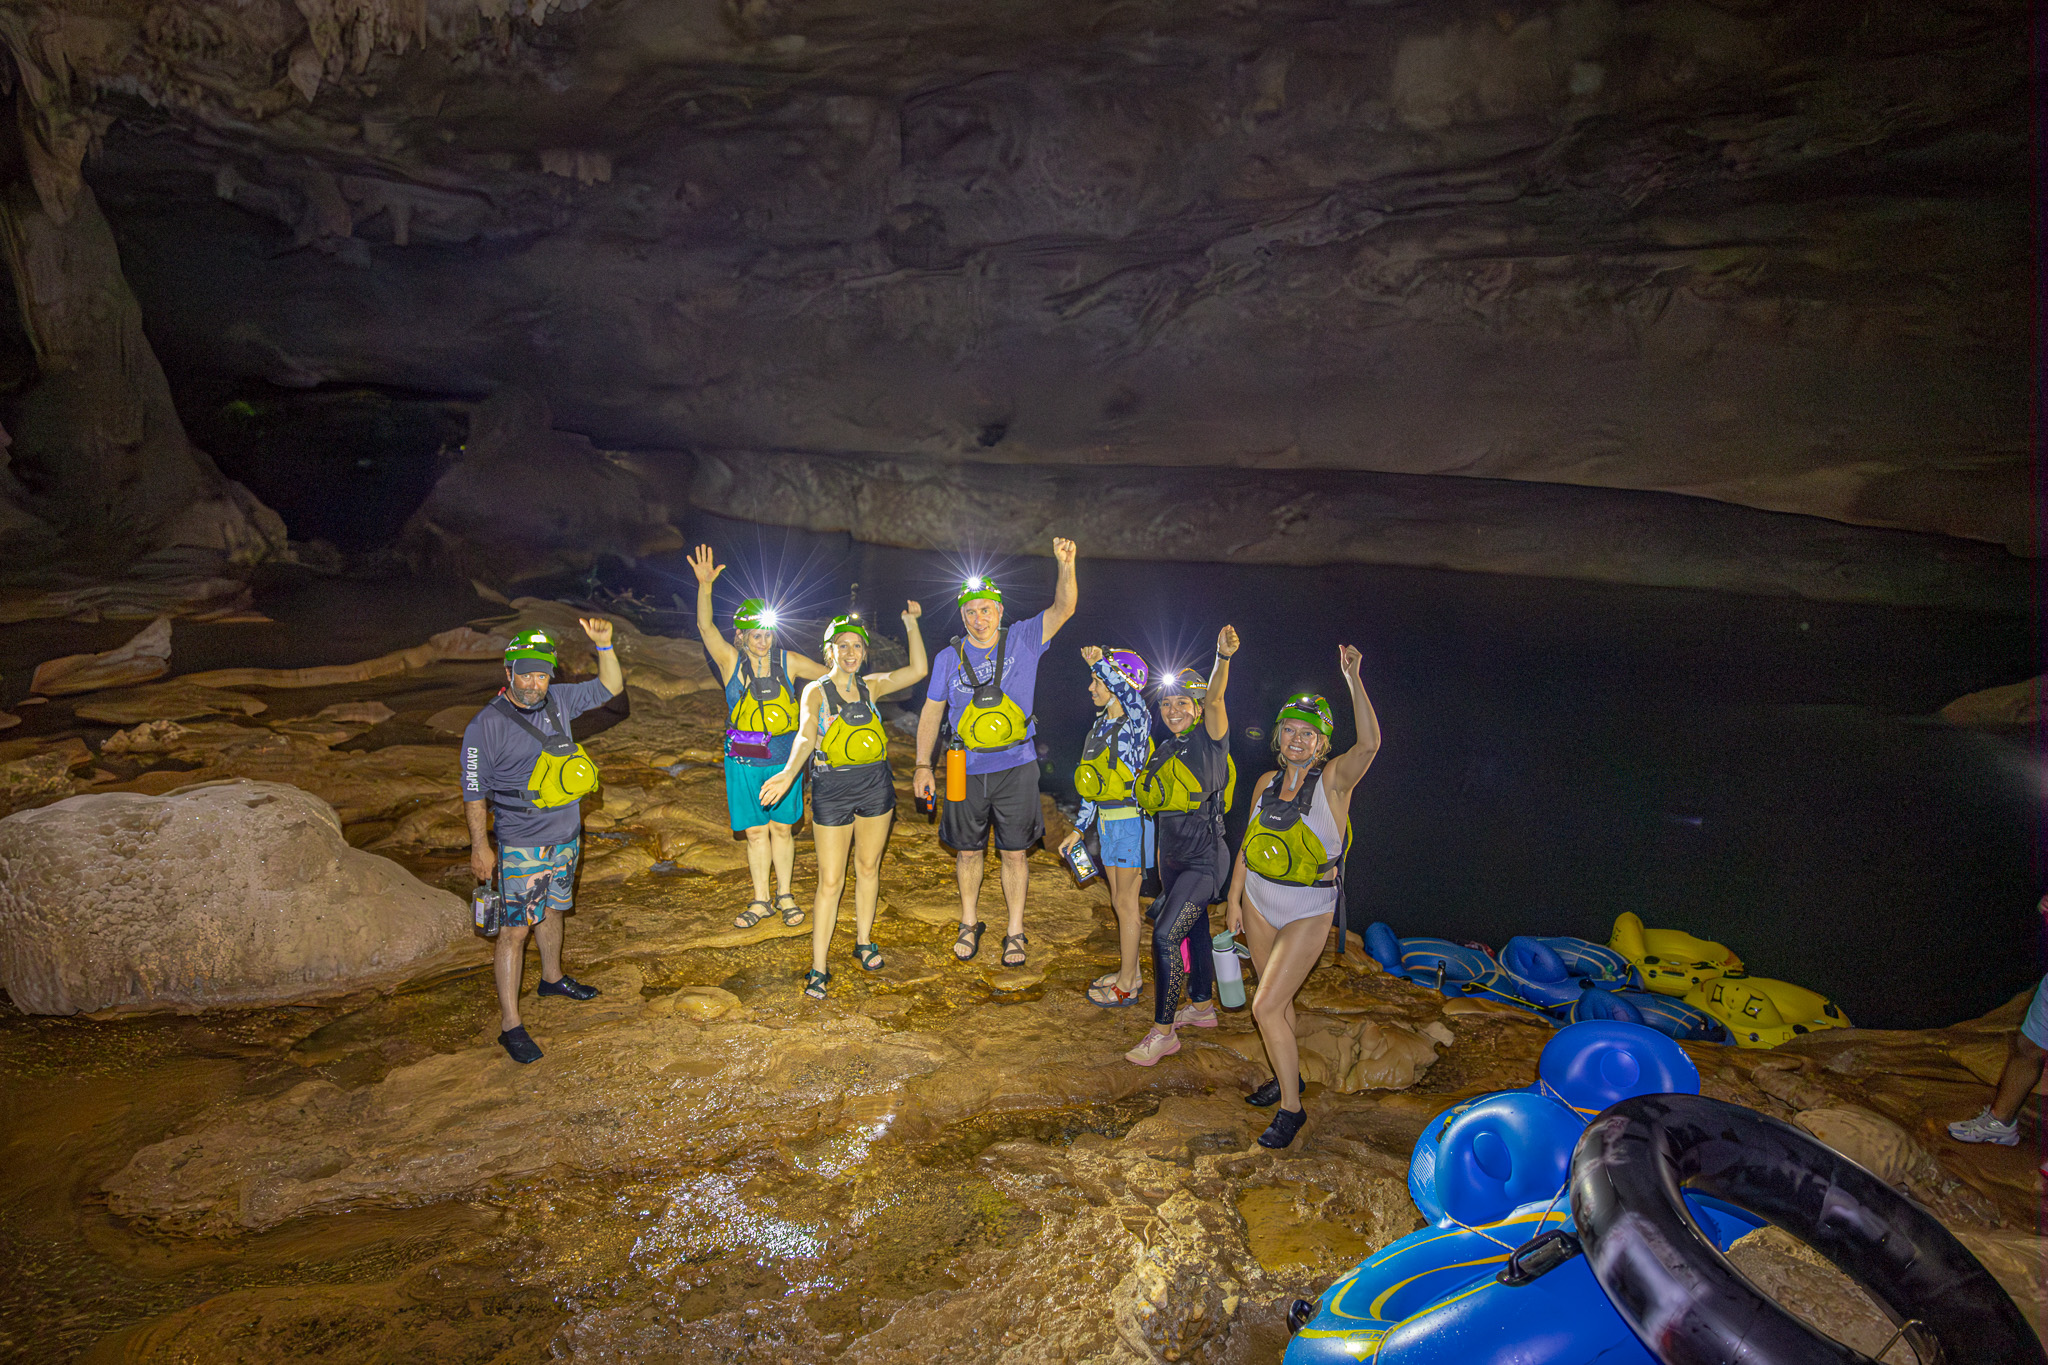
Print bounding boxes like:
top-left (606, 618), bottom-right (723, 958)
top-left (1571, 1093), bottom-right (2045, 1365)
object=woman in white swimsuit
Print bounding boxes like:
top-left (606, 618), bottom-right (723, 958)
top-left (1224, 644), bottom-right (1381, 1148)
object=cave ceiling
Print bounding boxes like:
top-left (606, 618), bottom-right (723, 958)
top-left (0, 0), bottom-right (2035, 574)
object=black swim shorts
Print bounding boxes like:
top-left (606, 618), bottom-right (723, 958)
top-left (811, 762), bottom-right (897, 827)
top-left (938, 760), bottom-right (1044, 853)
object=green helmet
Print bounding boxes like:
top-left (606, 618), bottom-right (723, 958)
top-left (734, 598), bottom-right (779, 632)
top-left (957, 575), bottom-right (1002, 605)
top-left (1275, 693), bottom-right (1333, 737)
top-left (822, 614), bottom-right (869, 648)
top-left (504, 628), bottom-right (557, 667)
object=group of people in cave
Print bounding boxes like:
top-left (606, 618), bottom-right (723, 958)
top-left (459, 537), bottom-right (1379, 1151)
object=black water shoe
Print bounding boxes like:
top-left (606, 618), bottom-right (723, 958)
top-left (1257, 1105), bottom-right (1307, 1149)
top-left (538, 975), bottom-right (600, 1001)
top-left (1246, 1079), bottom-right (1283, 1108)
top-left (499, 1026), bottom-right (544, 1064)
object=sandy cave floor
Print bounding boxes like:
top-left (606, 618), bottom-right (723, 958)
top-left (0, 662), bottom-right (2042, 1364)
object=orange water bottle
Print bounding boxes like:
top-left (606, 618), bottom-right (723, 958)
top-left (945, 739), bottom-right (967, 802)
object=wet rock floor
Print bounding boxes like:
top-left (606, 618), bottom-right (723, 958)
top-left (0, 650), bottom-right (2042, 1363)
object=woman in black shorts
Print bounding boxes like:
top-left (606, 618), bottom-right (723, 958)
top-left (760, 603), bottom-right (927, 999)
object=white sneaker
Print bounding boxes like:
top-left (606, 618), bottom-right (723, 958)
top-left (1948, 1107), bottom-right (2020, 1146)
top-left (1125, 1028), bottom-right (1181, 1067)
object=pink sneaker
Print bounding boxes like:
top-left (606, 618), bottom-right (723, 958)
top-left (1125, 1028), bottom-right (1181, 1066)
top-left (1173, 1001), bottom-right (1218, 1028)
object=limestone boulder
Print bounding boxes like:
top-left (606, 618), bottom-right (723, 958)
top-left (0, 780), bottom-right (469, 1014)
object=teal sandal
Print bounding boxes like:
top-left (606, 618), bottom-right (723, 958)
top-left (854, 942), bottom-right (885, 972)
top-left (804, 968), bottom-right (830, 1000)
top-left (733, 899), bottom-right (772, 930)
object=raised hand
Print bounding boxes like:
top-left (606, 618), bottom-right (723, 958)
top-left (1217, 625), bottom-right (1240, 658)
top-left (1339, 644), bottom-right (1362, 677)
top-left (579, 616), bottom-right (615, 649)
top-left (687, 544), bottom-right (723, 585)
top-left (903, 600), bottom-right (922, 620)
top-left (1052, 537), bottom-right (1077, 565)
top-left (1080, 645), bottom-right (1104, 664)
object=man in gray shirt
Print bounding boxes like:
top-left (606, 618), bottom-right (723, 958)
top-left (463, 618), bottom-right (623, 1063)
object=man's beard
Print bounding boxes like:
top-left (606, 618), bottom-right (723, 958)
top-left (509, 681), bottom-right (548, 708)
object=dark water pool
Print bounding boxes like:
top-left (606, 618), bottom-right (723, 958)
top-left (630, 514), bottom-right (2040, 1031)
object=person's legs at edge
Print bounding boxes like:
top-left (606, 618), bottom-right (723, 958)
top-left (1107, 865), bottom-right (1143, 994)
top-left (1951, 975), bottom-right (2048, 1144)
top-left (810, 821), bottom-right (854, 976)
top-left (1249, 910), bottom-right (1332, 1112)
top-left (851, 811), bottom-right (890, 948)
top-left (1992, 1034), bottom-right (2048, 1123)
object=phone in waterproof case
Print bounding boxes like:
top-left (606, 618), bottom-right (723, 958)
top-left (1064, 839), bottom-right (1099, 884)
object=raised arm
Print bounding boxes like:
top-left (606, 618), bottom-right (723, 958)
top-left (1321, 644), bottom-right (1381, 796)
top-left (1203, 624), bottom-right (1238, 740)
top-left (787, 651), bottom-right (828, 683)
top-left (1041, 537), bottom-right (1078, 640)
top-left (759, 682), bottom-right (825, 807)
top-left (688, 545), bottom-right (739, 682)
top-left (578, 617), bottom-right (625, 696)
top-left (871, 601), bottom-right (928, 697)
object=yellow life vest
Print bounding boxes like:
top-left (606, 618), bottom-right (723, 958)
top-left (1243, 766), bottom-right (1344, 886)
top-left (494, 695), bottom-right (600, 809)
top-left (815, 675), bottom-right (889, 770)
top-left (954, 629), bottom-right (1032, 752)
top-left (1134, 731), bottom-right (1236, 815)
top-left (1074, 714), bottom-right (1148, 804)
top-left (730, 650), bottom-right (799, 736)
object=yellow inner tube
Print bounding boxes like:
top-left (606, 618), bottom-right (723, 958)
top-left (1685, 972), bottom-right (1850, 1049)
top-left (1610, 911), bottom-right (1744, 997)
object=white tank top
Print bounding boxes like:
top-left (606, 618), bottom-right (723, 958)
top-left (1244, 766), bottom-right (1345, 927)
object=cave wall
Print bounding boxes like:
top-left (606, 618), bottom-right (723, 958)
top-left (0, 0), bottom-right (2034, 582)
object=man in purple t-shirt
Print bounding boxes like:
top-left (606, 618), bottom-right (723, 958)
top-left (913, 537), bottom-right (1077, 969)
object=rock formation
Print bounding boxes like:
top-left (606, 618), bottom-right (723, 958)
top-left (0, 0), bottom-right (2020, 598)
top-left (0, 778), bottom-right (467, 1012)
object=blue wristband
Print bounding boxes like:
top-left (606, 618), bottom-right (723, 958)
top-left (597, 645), bottom-right (614, 651)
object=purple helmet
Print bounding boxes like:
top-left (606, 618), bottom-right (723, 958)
top-left (1103, 648), bottom-right (1148, 690)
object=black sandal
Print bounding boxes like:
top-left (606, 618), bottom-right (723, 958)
top-left (804, 968), bottom-right (830, 1000)
top-left (952, 921), bottom-right (986, 961)
top-left (1258, 1105), bottom-right (1307, 1149)
top-left (1000, 933), bottom-right (1028, 968)
top-left (854, 942), bottom-right (886, 971)
top-left (733, 899), bottom-right (772, 930)
top-left (776, 893), bottom-right (805, 927)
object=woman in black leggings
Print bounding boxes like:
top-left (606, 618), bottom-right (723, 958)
top-left (1124, 624), bottom-right (1238, 1066)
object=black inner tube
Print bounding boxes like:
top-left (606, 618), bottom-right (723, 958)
top-left (1570, 1093), bottom-right (2043, 1365)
